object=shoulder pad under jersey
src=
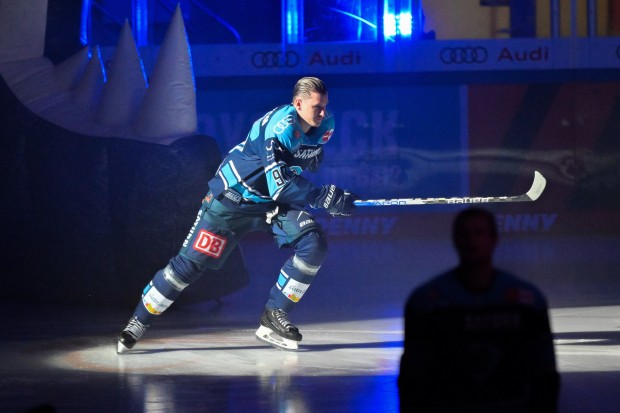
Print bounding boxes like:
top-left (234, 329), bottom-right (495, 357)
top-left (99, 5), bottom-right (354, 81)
top-left (314, 113), bottom-right (335, 145)
top-left (268, 105), bottom-right (301, 151)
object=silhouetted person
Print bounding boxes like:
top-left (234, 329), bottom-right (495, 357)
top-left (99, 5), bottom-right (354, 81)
top-left (399, 207), bottom-right (559, 412)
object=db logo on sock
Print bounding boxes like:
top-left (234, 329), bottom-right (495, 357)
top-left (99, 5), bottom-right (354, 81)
top-left (193, 230), bottom-right (227, 258)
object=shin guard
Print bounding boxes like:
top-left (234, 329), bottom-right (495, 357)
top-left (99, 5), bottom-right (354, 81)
top-left (133, 265), bottom-right (187, 325)
top-left (267, 232), bottom-right (327, 312)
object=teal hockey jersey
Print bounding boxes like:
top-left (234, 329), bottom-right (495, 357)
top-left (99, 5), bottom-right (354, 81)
top-left (208, 104), bottom-right (335, 208)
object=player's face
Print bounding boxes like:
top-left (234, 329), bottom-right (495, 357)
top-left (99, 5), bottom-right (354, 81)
top-left (294, 91), bottom-right (328, 132)
top-left (453, 215), bottom-right (497, 266)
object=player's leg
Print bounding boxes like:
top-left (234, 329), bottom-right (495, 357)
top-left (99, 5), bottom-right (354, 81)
top-left (256, 207), bottom-right (328, 350)
top-left (117, 197), bottom-right (240, 353)
top-left (116, 256), bottom-right (205, 353)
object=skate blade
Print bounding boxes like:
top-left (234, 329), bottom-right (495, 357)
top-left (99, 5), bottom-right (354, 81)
top-left (117, 341), bottom-right (131, 354)
top-left (255, 325), bottom-right (299, 351)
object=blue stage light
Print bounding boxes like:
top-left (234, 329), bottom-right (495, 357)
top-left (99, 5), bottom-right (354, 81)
top-left (398, 12), bottom-right (413, 36)
top-left (97, 46), bottom-right (107, 83)
top-left (383, 12), bottom-right (413, 39)
top-left (80, 0), bottom-right (92, 45)
top-left (383, 0), bottom-right (414, 41)
top-left (383, 13), bottom-right (397, 38)
top-left (133, 0), bottom-right (148, 47)
top-left (284, 0), bottom-right (301, 44)
top-left (383, 0), bottom-right (416, 40)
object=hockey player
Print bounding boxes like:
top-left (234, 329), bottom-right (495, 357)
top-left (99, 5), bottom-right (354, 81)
top-left (398, 207), bottom-right (560, 412)
top-left (117, 77), bottom-right (357, 353)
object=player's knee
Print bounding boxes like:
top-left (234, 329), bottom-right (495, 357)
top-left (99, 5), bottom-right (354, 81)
top-left (168, 255), bottom-right (207, 285)
top-left (161, 264), bottom-right (189, 292)
top-left (294, 230), bottom-right (328, 268)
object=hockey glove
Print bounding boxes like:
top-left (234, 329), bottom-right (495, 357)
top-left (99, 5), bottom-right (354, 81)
top-left (312, 184), bottom-right (358, 216)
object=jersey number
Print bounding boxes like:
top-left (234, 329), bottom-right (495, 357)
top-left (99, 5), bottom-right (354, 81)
top-left (272, 169), bottom-right (285, 188)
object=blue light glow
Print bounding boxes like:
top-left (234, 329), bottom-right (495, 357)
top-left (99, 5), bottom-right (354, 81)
top-left (398, 12), bottom-right (412, 36)
top-left (328, 7), bottom-right (377, 29)
top-left (383, 12), bottom-right (413, 38)
top-left (138, 47), bottom-right (148, 88)
top-left (287, 11), bottom-right (298, 43)
top-left (80, 0), bottom-right (92, 45)
top-left (94, 46), bottom-right (107, 83)
top-left (133, 0), bottom-right (148, 47)
top-left (383, 14), bottom-right (397, 38)
top-left (383, 0), bottom-right (418, 40)
top-left (285, 0), bottom-right (300, 44)
top-left (185, 31), bottom-right (196, 93)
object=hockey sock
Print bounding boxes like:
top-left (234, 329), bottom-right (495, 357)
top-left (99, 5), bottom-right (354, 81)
top-left (267, 254), bottom-right (319, 312)
top-left (133, 265), bottom-right (186, 324)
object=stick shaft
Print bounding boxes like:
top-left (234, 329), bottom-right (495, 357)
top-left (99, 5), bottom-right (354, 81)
top-left (354, 171), bottom-right (546, 207)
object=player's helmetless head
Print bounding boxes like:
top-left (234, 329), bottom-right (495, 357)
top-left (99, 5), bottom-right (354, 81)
top-left (452, 207), bottom-right (498, 267)
top-left (292, 77), bottom-right (329, 132)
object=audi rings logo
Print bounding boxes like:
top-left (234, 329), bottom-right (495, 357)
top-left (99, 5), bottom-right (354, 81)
top-left (252, 51), bottom-right (300, 68)
top-left (440, 47), bottom-right (488, 64)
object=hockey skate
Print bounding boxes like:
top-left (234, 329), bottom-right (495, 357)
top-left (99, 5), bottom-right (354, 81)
top-left (255, 308), bottom-right (302, 351)
top-left (117, 316), bottom-right (149, 354)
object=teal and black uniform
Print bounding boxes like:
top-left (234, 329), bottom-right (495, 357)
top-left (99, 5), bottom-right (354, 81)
top-left (208, 103), bottom-right (334, 208)
top-left (131, 103), bottom-right (340, 327)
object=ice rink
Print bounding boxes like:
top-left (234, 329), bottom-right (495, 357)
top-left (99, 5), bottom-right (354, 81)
top-left (1, 235), bottom-right (619, 413)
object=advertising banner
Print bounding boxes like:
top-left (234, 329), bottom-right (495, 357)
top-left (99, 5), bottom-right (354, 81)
top-left (197, 80), bottom-right (620, 241)
top-left (157, 38), bottom-right (620, 79)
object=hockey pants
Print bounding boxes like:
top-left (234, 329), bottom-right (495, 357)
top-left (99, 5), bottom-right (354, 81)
top-left (132, 196), bottom-right (328, 325)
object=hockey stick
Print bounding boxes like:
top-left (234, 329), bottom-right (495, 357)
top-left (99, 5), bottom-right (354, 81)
top-left (354, 171), bottom-right (546, 207)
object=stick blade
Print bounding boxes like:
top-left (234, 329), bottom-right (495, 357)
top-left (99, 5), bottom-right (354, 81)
top-left (525, 171), bottom-right (547, 201)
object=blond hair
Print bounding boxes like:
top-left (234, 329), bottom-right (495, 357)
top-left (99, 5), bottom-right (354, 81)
top-left (292, 77), bottom-right (327, 103)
